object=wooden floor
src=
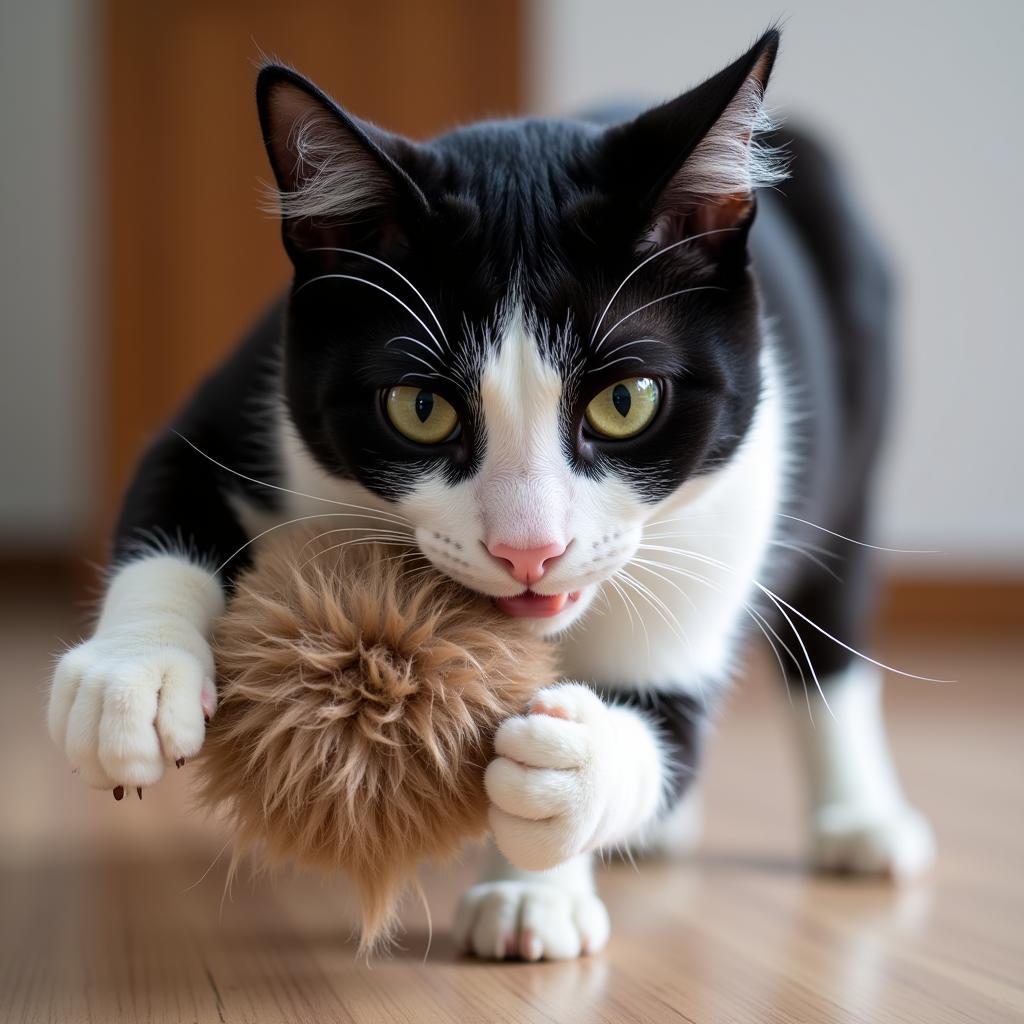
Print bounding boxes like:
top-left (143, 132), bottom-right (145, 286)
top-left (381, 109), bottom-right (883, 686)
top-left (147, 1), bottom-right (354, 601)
top-left (1, 577), bottom-right (1021, 1023)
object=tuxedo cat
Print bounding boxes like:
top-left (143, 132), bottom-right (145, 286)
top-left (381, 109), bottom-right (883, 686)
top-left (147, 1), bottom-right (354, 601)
top-left (48, 29), bottom-right (934, 960)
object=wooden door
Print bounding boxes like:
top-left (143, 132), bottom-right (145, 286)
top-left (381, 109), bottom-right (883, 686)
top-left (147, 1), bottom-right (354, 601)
top-left (100, 0), bottom-right (522, 549)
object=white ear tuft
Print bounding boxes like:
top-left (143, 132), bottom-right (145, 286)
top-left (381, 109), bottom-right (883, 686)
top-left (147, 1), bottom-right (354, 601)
top-left (258, 74), bottom-right (395, 226)
top-left (266, 108), bottom-right (391, 222)
top-left (680, 72), bottom-right (788, 200)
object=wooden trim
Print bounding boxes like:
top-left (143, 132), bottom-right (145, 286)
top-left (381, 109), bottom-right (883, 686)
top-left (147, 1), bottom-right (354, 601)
top-left (878, 575), bottom-right (1024, 633)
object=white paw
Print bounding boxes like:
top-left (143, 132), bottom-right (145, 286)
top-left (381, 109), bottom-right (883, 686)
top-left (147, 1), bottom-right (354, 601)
top-left (454, 881), bottom-right (610, 961)
top-left (48, 629), bottom-right (217, 790)
top-left (485, 683), bottom-right (615, 872)
top-left (811, 803), bottom-right (936, 878)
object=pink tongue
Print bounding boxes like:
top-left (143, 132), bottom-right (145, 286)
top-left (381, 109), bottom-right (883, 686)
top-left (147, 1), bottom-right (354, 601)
top-left (495, 591), bottom-right (569, 618)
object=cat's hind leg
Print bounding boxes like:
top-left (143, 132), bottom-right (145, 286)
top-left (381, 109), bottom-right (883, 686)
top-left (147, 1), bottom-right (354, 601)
top-left (778, 536), bottom-right (935, 878)
top-left (793, 661), bottom-right (935, 877)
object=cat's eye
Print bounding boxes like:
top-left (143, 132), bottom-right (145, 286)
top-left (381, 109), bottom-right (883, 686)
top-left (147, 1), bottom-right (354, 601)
top-left (385, 386), bottom-right (459, 444)
top-left (584, 377), bottom-right (660, 439)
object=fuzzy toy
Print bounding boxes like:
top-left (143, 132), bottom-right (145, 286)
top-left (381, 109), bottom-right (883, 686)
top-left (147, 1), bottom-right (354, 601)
top-left (196, 528), bottom-right (554, 949)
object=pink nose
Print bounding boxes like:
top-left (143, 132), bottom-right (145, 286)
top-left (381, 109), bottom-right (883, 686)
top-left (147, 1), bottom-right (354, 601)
top-left (486, 540), bottom-right (568, 586)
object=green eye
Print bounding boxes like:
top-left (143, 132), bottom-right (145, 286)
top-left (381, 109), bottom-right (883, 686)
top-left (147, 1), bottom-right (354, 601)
top-left (584, 377), bottom-right (660, 439)
top-left (386, 386), bottom-right (459, 444)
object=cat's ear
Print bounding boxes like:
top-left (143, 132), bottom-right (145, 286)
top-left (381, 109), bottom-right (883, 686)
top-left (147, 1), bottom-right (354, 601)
top-left (602, 30), bottom-right (785, 255)
top-left (257, 65), bottom-right (428, 262)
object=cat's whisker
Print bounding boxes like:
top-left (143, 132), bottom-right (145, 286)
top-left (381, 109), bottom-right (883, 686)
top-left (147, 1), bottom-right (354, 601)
top-left (592, 337), bottom-right (662, 364)
top-left (297, 525), bottom-right (414, 556)
top-left (585, 355), bottom-right (645, 375)
top-left (645, 529), bottom-right (846, 578)
top-left (634, 538), bottom-right (954, 685)
top-left (214, 512), bottom-right (413, 574)
top-left (172, 431), bottom-right (412, 522)
top-left (776, 513), bottom-right (939, 554)
top-left (299, 534), bottom-right (419, 572)
top-left (385, 335), bottom-right (447, 368)
top-left (388, 347), bottom-right (451, 379)
top-left (631, 554), bottom-right (813, 722)
top-left (589, 227), bottom-right (740, 345)
top-left (593, 286), bottom-right (725, 352)
top-left (306, 246), bottom-right (449, 349)
top-left (617, 568), bottom-right (692, 658)
top-left (770, 540), bottom-right (843, 582)
top-left (750, 580), bottom-right (955, 684)
top-left (617, 568), bottom-right (706, 707)
top-left (627, 559), bottom-right (700, 615)
top-left (753, 584), bottom-right (832, 717)
top-left (294, 273), bottom-right (442, 352)
top-left (605, 572), bottom-right (647, 654)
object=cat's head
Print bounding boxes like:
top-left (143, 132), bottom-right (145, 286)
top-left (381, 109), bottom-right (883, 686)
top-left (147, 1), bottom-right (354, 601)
top-left (259, 31), bottom-right (782, 636)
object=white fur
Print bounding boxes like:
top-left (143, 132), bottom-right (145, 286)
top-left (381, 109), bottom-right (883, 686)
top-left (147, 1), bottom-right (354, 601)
top-left (454, 844), bottom-right (608, 961)
top-left (48, 555), bottom-right (222, 787)
top-left (485, 683), bottom-right (666, 871)
top-left (793, 663), bottom-right (936, 877)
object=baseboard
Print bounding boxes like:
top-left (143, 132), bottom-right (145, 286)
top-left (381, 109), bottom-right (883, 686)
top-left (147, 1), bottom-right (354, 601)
top-left (878, 574), bottom-right (1024, 632)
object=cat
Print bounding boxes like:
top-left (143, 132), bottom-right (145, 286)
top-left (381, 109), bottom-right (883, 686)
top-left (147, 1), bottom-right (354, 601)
top-left (48, 28), bottom-right (934, 961)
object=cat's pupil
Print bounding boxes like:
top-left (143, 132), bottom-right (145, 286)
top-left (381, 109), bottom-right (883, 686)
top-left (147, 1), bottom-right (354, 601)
top-left (415, 391), bottom-right (434, 423)
top-left (612, 384), bottom-right (631, 418)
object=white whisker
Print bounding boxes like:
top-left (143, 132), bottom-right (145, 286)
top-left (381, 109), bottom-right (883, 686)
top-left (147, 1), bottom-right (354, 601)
top-left (751, 581), bottom-right (955, 684)
top-left (637, 536), bottom-right (953, 685)
top-left (606, 573), bottom-right (647, 655)
top-left (307, 246), bottom-right (449, 348)
top-left (172, 432), bottom-right (412, 522)
top-left (618, 569), bottom-right (691, 656)
top-left (771, 540), bottom-right (843, 581)
top-left (756, 584), bottom-right (833, 718)
top-left (594, 286), bottom-right (724, 352)
top-left (300, 533), bottom-right (418, 571)
top-left (294, 273), bottom-right (442, 351)
top-left (215, 513), bottom-right (413, 574)
top-left (298, 525), bottom-right (414, 554)
top-left (776, 514), bottom-right (940, 554)
top-left (385, 335), bottom-right (446, 367)
top-left (585, 355), bottom-right (645, 374)
top-left (589, 227), bottom-right (740, 344)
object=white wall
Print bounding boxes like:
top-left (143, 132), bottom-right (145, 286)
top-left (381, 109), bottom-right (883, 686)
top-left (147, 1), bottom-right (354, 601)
top-left (0, 0), bottom-right (95, 548)
top-left (529, 1), bottom-right (1024, 569)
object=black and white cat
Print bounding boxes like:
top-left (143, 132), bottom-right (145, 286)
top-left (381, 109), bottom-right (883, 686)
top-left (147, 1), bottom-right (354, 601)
top-left (49, 30), bottom-right (934, 960)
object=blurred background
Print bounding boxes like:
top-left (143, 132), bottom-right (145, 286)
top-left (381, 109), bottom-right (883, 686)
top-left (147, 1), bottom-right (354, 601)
top-left (0, 5), bottom-right (1020, 1020)
top-left (2, 0), bottom-right (1023, 613)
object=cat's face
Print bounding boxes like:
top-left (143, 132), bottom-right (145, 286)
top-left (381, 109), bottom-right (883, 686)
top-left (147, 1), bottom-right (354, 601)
top-left (263, 33), bottom-right (781, 635)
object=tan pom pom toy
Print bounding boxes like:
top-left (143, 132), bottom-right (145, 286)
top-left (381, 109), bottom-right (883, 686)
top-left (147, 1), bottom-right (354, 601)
top-left (196, 529), bottom-right (555, 950)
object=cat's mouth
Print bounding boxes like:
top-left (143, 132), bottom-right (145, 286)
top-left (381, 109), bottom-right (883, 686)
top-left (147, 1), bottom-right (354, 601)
top-left (494, 590), bottom-right (583, 619)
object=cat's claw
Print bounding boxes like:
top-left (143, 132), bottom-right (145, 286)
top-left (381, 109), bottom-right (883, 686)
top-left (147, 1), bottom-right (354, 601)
top-left (454, 880), bottom-right (609, 961)
top-left (48, 632), bottom-right (216, 789)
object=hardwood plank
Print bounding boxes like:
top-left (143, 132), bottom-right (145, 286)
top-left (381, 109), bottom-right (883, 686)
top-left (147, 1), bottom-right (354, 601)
top-left (2, 582), bottom-right (1021, 1023)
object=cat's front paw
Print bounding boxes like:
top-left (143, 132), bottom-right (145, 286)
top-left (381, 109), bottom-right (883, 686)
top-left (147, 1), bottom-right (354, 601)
top-left (485, 683), bottom-right (615, 871)
top-left (48, 629), bottom-right (216, 790)
top-left (454, 880), bottom-right (610, 961)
